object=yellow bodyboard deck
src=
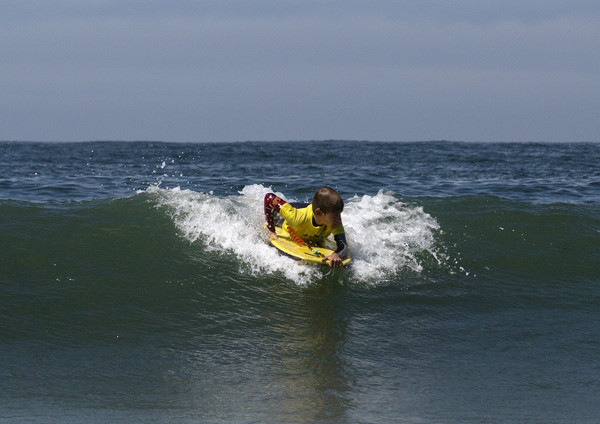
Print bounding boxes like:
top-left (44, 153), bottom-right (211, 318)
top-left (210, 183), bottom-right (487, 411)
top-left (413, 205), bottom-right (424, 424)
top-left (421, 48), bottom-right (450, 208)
top-left (269, 226), bottom-right (351, 266)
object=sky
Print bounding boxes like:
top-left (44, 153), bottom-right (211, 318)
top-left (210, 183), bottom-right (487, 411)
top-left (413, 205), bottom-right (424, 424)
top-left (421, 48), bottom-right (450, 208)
top-left (1, 0), bottom-right (599, 142)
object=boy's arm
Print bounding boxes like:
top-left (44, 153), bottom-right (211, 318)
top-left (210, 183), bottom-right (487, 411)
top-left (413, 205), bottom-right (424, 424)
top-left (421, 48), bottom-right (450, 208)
top-left (333, 233), bottom-right (349, 258)
top-left (323, 232), bottom-right (348, 268)
top-left (330, 223), bottom-right (349, 259)
top-left (264, 193), bottom-right (287, 234)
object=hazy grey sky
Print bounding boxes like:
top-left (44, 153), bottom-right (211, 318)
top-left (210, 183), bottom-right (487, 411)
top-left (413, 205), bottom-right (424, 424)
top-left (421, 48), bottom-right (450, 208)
top-left (2, 1), bottom-right (598, 142)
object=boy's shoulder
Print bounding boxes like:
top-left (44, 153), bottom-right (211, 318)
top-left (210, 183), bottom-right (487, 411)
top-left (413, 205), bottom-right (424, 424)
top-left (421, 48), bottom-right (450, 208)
top-left (280, 202), bottom-right (313, 222)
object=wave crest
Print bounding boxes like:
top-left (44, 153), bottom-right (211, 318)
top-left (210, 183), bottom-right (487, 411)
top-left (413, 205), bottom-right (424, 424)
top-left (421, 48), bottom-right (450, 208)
top-left (146, 185), bottom-right (444, 285)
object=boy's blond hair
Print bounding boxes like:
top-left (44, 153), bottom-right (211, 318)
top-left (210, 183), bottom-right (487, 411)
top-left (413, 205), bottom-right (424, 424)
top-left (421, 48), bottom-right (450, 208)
top-left (312, 187), bottom-right (344, 214)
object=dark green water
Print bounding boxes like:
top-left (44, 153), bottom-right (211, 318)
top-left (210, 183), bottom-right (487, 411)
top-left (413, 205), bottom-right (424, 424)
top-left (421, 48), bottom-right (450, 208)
top-left (1, 141), bottom-right (599, 423)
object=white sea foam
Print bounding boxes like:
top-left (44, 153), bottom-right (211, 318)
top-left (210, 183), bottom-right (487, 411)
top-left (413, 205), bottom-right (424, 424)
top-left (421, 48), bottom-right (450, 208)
top-left (146, 184), bottom-right (323, 284)
top-left (145, 184), bottom-right (443, 285)
top-left (343, 190), bottom-right (442, 282)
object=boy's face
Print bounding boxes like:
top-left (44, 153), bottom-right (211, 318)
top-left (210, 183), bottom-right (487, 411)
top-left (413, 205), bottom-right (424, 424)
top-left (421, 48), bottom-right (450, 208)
top-left (315, 209), bottom-right (342, 228)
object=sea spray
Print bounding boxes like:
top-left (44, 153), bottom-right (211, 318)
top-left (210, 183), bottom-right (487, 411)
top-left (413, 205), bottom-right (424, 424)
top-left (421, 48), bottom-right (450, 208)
top-left (344, 190), bottom-right (444, 282)
top-left (146, 185), bottom-right (444, 285)
top-left (146, 184), bottom-right (324, 284)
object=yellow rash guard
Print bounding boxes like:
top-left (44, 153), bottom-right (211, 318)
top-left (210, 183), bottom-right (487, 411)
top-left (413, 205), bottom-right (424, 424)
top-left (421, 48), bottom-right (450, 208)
top-left (279, 203), bottom-right (345, 245)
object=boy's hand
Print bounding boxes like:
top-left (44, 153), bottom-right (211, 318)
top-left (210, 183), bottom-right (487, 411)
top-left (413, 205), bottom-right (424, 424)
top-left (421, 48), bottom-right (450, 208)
top-left (268, 231), bottom-right (278, 240)
top-left (323, 252), bottom-right (343, 268)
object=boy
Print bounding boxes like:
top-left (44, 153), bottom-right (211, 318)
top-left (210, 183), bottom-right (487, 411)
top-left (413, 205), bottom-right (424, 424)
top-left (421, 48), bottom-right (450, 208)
top-left (264, 187), bottom-right (349, 268)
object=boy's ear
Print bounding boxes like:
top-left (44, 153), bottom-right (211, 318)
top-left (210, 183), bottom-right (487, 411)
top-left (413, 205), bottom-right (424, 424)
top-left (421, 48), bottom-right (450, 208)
top-left (313, 208), bottom-right (322, 216)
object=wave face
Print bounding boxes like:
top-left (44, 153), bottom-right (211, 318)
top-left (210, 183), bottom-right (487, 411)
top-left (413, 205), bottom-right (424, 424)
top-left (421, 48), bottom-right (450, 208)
top-left (1, 141), bottom-right (599, 423)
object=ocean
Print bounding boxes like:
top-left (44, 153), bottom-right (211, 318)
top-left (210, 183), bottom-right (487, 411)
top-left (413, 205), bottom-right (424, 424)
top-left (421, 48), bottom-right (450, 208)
top-left (1, 141), bottom-right (598, 423)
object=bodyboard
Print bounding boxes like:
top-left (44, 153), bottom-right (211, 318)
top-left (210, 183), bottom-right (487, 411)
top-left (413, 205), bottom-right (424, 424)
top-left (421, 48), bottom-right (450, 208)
top-left (269, 226), bottom-right (351, 266)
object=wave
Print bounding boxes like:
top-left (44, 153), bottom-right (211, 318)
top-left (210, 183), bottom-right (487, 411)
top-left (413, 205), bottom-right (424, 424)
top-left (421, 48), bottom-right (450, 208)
top-left (2, 187), bottom-right (597, 292)
top-left (422, 195), bottom-right (600, 289)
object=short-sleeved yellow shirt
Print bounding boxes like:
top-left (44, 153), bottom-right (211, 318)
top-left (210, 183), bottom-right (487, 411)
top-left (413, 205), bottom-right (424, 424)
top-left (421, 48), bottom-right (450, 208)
top-left (279, 203), bottom-right (345, 245)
